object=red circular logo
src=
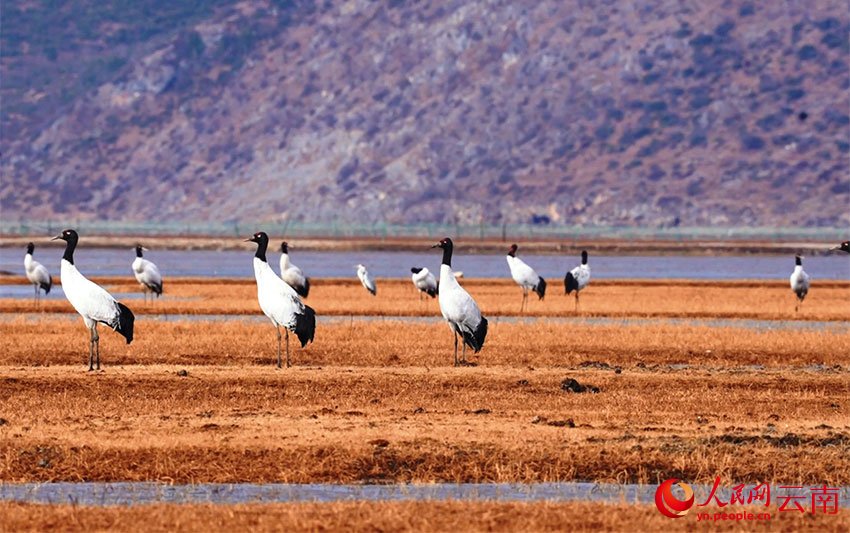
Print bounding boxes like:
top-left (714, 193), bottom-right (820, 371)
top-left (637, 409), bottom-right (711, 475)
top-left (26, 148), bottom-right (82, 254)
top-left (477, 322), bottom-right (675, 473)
top-left (655, 479), bottom-right (695, 518)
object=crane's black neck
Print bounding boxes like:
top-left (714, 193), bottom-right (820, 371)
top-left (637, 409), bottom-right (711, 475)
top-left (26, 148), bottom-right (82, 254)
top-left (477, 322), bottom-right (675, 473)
top-left (581, 251), bottom-right (588, 265)
top-left (411, 267), bottom-right (422, 274)
top-left (26, 243), bottom-right (34, 255)
top-left (281, 242), bottom-right (289, 254)
top-left (135, 246), bottom-right (143, 258)
top-left (255, 239), bottom-right (268, 262)
top-left (508, 244), bottom-right (517, 258)
top-left (441, 244), bottom-right (453, 267)
top-left (63, 238), bottom-right (77, 265)
top-left (795, 256), bottom-right (802, 266)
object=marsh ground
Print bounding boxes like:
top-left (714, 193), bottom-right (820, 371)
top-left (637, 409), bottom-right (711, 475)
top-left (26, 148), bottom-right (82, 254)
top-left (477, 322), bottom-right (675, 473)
top-left (1, 279), bottom-right (848, 531)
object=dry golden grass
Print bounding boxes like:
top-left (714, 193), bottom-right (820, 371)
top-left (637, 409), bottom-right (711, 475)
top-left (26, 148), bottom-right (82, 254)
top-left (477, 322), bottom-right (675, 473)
top-left (2, 362), bottom-right (848, 484)
top-left (1, 501), bottom-right (848, 532)
top-left (2, 278), bottom-right (849, 321)
top-left (0, 315), bottom-right (847, 368)
top-left (0, 502), bottom-right (850, 532)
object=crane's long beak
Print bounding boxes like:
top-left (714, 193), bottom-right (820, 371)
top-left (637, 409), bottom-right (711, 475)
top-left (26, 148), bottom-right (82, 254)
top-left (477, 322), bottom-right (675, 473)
top-left (830, 246), bottom-right (840, 250)
top-left (431, 244), bottom-right (440, 248)
top-left (243, 238), bottom-right (253, 242)
top-left (50, 235), bottom-right (62, 241)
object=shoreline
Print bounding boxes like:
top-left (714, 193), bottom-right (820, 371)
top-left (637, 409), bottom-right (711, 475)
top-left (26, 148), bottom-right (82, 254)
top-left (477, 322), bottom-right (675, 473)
top-left (0, 234), bottom-right (844, 255)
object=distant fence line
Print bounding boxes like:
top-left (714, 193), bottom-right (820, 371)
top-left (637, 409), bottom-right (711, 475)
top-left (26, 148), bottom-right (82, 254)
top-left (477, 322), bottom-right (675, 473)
top-left (0, 220), bottom-right (845, 242)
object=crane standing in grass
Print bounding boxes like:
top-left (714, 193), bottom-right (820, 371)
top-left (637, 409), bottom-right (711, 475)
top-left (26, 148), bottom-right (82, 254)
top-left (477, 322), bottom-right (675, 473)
top-left (564, 250), bottom-right (591, 312)
top-left (53, 229), bottom-right (134, 371)
top-left (246, 232), bottom-right (315, 368)
top-left (357, 264), bottom-right (376, 296)
top-left (410, 267), bottom-right (438, 300)
top-left (279, 241), bottom-right (310, 298)
top-left (24, 242), bottom-right (52, 303)
top-left (505, 244), bottom-right (546, 312)
top-left (790, 255), bottom-right (811, 313)
top-left (433, 238), bottom-right (488, 366)
top-left (132, 245), bottom-right (163, 302)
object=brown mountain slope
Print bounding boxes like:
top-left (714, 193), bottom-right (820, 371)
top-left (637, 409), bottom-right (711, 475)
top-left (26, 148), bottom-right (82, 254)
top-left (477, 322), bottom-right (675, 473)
top-left (2, 0), bottom-right (848, 227)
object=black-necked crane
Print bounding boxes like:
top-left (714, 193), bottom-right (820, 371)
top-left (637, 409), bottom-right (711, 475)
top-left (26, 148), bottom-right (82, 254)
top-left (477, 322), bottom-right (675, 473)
top-left (831, 241), bottom-right (849, 253)
top-left (790, 255), bottom-right (811, 312)
top-left (52, 229), bottom-right (134, 371)
top-left (246, 232), bottom-right (315, 368)
top-left (410, 267), bottom-right (438, 300)
top-left (432, 238), bottom-right (488, 366)
top-left (505, 243), bottom-right (546, 312)
top-left (279, 241), bottom-right (310, 298)
top-left (24, 242), bottom-right (52, 303)
top-left (357, 264), bottom-right (376, 295)
top-left (132, 245), bottom-right (163, 302)
top-left (564, 250), bottom-right (591, 312)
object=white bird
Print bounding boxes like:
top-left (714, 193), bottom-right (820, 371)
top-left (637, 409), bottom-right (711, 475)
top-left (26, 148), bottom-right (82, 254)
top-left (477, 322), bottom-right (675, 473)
top-left (790, 255), bottom-right (811, 312)
top-left (505, 243), bottom-right (546, 312)
top-left (410, 267), bottom-right (438, 300)
top-left (357, 264), bottom-right (376, 296)
top-left (564, 250), bottom-right (591, 312)
top-left (246, 232), bottom-right (315, 368)
top-left (279, 241), bottom-right (310, 298)
top-left (432, 238), bottom-right (488, 366)
top-left (132, 245), bottom-right (163, 302)
top-left (52, 229), bottom-right (134, 371)
top-left (24, 242), bottom-right (52, 303)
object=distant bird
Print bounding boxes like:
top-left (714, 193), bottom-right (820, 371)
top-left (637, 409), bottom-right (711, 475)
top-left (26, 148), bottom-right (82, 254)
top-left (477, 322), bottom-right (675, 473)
top-left (52, 230), bottom-right (134, 371)
top-left (357, 264), bottom-right (376, 295)
top-left (279, 241), bottom-right (310, 298)
top-left (505, 243), bottom-right (546, 312)
top-left (24, 242), bottom-right (52, 303)
top-left (564, 250), bottom-right (591, 312)
top-left (830, 241), bottom-right (849, 253)
top-left (132, 245), bottom-right (163, 302)
top-left (410, 267), bottom-right (438, 299)
top-left (790, 255), bottom-right (811, 312)
top-left (246, 232), bottom-right (315, 368)
top-left (433, 238), bottom-right (488, 366)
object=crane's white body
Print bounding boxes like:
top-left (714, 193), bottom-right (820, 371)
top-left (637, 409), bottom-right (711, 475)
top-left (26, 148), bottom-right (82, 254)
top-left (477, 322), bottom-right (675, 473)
top-left (280, 253), bottom-right (308, 295)
top-left (412, 267), bottom-right (438, 298)
top-left (506, 255), bottom-right (540, 291)
top-left (132, 256), bottom-right (162, 297)
top-left (790, 263), bottom-right (810, 311)
top-left (62, 259), bottom-right (126, 330)
top-left (255, 257), bottom-right (308, 330)
top-left (567, 264), bottom-right (591, 292)
top-left (357, 264), bottom-right (376, 295)
top-left (439, 264), bottom-right (485, 343)
top-left (24, 253), bottom-right (51, 298)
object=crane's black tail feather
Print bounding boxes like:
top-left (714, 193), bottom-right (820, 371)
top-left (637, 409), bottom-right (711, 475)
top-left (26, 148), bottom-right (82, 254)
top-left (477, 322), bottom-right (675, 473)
top-left (564, 272), bottom-right (578, 295)
top-left (535, 277), bottom-right (547, 299)
top-left (462, 317), bottom-right (489, 353)
top-left (426, 287), bottom-right (438, 298)
top-left (295, 278), bottom-right (310, 298)
top-left (41, 277), bottom-right (52, 294)
top-left (294, 305), bottom-right (316, 347)
top-left (145, 282), bottom-right (163, 296)
top-left (115, 302), bottom-right (135, 344)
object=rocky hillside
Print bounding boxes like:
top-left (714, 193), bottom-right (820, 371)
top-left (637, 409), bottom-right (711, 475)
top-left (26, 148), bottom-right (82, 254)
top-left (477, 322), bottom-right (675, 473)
top-left (2, 0), bottom-right (848, 227)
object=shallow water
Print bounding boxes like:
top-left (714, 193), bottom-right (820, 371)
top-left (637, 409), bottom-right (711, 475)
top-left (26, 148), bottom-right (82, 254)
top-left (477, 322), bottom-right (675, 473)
top-left (3, 247), bottom-right (849, 280)
top-left (1, 482), bottom-right (847, 507)
top-left (0, 285), bottom-right (193, 301)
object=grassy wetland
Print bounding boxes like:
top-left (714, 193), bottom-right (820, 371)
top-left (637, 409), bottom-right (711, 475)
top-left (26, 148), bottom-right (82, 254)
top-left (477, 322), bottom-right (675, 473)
top-left (1, 275), bottom-right (849, 531)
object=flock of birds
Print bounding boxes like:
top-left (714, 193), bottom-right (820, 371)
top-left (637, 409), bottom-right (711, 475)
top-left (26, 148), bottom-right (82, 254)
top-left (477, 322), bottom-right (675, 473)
top-left (21, 231), bottom-right (850, 371)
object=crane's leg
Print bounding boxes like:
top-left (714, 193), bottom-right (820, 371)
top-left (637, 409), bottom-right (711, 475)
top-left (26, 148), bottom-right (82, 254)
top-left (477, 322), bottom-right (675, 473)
top-left (88, 328), bottom-right (95, 371)
top-left (275, 326), bottom-right (282, 368)
top-left (33, 284), bottom-right (37, 305)
top-left (461, 341), bottom-right (467, 364)
top-left (285, 329), bottom-right (291, 368)
top-left (575, 291), bottom-right (579, 313)
top-left (453, 331), bottom-right (459, 367)
top-left (94, 325), bottom-right (100, 371)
